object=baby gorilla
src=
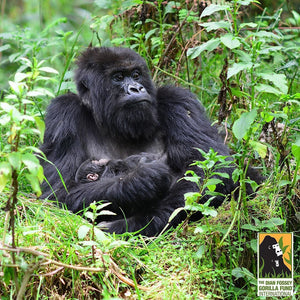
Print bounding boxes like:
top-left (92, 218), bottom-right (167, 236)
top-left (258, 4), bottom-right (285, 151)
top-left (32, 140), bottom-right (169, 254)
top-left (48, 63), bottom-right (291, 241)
top-left (75, 153), bottom-right (167, 184)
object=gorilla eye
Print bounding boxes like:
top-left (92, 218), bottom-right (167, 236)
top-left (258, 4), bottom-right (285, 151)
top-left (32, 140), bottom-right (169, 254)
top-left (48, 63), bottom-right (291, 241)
top-left (132, 70), bottom-right (141, 80)
top-left (112, 73), bottom-right (124, 82)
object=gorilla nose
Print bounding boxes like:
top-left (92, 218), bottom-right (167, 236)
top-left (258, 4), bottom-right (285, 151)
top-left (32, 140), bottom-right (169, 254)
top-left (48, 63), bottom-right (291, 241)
top-left (127, 84), bottom-right (146, 95)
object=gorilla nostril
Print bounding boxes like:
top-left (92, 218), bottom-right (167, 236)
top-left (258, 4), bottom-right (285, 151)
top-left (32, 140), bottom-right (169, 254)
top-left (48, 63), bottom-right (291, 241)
top-left (128, 85), bottom-right (139, 94)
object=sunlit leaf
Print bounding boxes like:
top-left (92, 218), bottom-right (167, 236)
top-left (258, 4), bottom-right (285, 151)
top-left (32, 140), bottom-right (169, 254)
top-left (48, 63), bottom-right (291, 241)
top-left (187, 39), bottom-right (220, 59)
top-left (200, 4), bottom-right (229, 18)
top-left (220, 33), bottom-right (241, 49)
top-left (232, 109), bottom-right (257, 140)
top-left (249, 140), bottom-right (267, 158)
top-left (78, 225), bottom-right (91, 239)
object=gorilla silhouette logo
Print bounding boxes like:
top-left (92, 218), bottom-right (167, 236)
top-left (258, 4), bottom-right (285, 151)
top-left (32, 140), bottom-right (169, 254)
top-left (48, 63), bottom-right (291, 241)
top-left (259, 235), bottom-right (291, 278)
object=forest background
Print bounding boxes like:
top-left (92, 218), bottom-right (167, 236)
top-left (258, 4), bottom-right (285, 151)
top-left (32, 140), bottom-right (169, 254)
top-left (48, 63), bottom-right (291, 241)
top-left (0, 0), bottom-right (299, 299)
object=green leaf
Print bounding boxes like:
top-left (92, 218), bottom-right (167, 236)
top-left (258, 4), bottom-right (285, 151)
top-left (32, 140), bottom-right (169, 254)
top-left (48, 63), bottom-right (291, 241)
top-left (227, 62), bottom-right (252, 79)
top-left (220, 33), bottom-right (241, 49)
top-left (8, 152), bottom-right (22, 171)
top-left (232, 109), bottom-right (257, 140)
top-left (184, 192), bottom-right (201, 205)
top-left (249, 140), bottom-right (267, 158)
top-left (94, 227), bottom-right (107, 242)
top-left (278, 180), bottom-right (292, 187)
top-left (291, 139), bottom-right (300, 162)
top-left (194, 245), bottom-right (205, 259)
top-left (239, 22), bottom-right (257, 29)
top-left (84, 211), bottom-right (94, 221)
top-left (0, 162), bottom-right (12, 192)
top-left (261, 218), bottom-right (285, 229)
top-left (258, 73), bottom-right (288, 94)
top-left (187, 38), bottom-right (220, 59)
top-left (183, 175), bottom-right (200, 184)
top-left (38, 67), bottom-right (59, 74)
top-left (34, 116), bottom-right (45, 143)
top-left (9, 81), bottom-right (23, 95)
top-left (14, 72), bottom-right (28, 82)
top-left (200, 4), bottom-right (230, 18)
top-left (255, 84), bottom-right (283, 95)
top-left (232, 267), bottom-right (255, 284)
top-left (250, 239), bottom-right (257, 252)
top-left (22, 153), bottom-right (41, 176)
top-left (25, 173), bottom-right (42, 196)
top-left (78, 225), bottom-right (91, 239)
top-left (202, 207), bottom-right (218, 217)
top-left (201, 21), bottom-right (230, 32)
top-left (205, 178), bottom-right (223, 191)
top-left (241, 223), bottom-right (259, 231)
top-left (254, 31), bottom-right (280, 39)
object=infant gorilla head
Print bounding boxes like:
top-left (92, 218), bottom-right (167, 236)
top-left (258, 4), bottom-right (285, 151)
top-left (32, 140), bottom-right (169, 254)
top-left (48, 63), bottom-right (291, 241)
top-left (75, 153), bottom-right (162, 183)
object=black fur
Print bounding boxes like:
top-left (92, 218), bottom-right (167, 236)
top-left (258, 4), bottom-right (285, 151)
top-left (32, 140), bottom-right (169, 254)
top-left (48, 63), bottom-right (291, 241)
top-left (40, 47), bottom-right (258, 236)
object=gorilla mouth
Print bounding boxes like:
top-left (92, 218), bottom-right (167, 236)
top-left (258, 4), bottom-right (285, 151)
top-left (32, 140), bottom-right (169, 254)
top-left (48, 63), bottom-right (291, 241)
top-left (124, 98), bottom-right (153, 107)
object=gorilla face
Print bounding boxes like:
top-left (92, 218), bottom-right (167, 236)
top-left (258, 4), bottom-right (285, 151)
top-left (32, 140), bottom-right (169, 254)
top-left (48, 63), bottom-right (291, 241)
top-left (75, 47), bottom-right (159, 142)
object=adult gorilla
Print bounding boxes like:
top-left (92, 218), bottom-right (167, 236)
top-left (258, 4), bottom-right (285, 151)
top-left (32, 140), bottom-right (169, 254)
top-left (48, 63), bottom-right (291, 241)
top-left (41, 47), bottom-right (254, 236)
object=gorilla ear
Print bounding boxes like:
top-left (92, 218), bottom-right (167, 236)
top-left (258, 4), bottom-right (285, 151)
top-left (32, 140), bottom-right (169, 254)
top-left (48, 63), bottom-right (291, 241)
top-left (77, 80), bottom-right (91, 108)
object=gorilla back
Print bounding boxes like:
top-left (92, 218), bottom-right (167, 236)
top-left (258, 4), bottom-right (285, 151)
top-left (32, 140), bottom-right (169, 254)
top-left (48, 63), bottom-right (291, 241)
top-left (40, 47), bottom-right (256, 236)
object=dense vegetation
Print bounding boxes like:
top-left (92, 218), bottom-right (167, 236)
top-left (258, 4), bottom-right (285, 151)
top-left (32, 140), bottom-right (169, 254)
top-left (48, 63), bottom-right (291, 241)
top-left (0, 0), bottom-right (299, 299)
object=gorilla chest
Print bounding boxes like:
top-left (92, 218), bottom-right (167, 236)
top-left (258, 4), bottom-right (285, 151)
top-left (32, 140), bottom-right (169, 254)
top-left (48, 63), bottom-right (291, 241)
top-left (84, 132), bottom-right (165, 160)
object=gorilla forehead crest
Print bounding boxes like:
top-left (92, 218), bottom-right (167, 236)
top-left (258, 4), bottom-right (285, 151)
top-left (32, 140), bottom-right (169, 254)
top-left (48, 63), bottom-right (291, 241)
top-left (76, 47), bottom-right (148, 72)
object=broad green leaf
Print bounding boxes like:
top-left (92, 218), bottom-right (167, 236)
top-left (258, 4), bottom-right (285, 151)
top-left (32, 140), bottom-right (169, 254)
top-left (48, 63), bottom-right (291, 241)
top-left (97, 210), bottom-right (116, 216)
top-left (239, 22), bottom-right (257, 28)
top-left (39, 67), bottom-right (59, 74)
top-left (227, 62), bottom-right (252, 79)
top-left (200, 4), bottom-right (229, 18)
top-left (14, 72), bottom-right (28, 82)
top-left (254, 31), bottom-right (280, 39)
top-left (194, 245), bottom-right (205, 259)
top-left (94, 227), bottom-right (107, 242)
top-left (261, 111), bottom-right (274, 122)
top-left (0, 162), bottom-right (12, 192)
top-left (187, 38), bottom-right (220, 59)
top-left (232, 109), bottom-right (257, 140)
top-left (261, 218), bottom-right (285, 229)
top-left (8, 152), bottom-right (22, 171)
top-left (220, 33), bottom-right (241, 49)
top-left (184, 192), bottom-right (201, 205)
top-left (183, 175), bottom-right (200, 184)
top-left (255, 84), bottom-right (283, 95)
top-left (237, 0), bottom-right (253, 5)
top-left (292, 139), bottom-right (300, 162)
top-left (9, 81), bottom-right (23, 95)
top-left (22, 153), bottom-right (41, 176)
top-left (232, 267), bottom-right (255, 282)
top-left (25, 173), bottom-right (42, 196)
top-left (34, 116), bottom-right (45, 143)
top-left (200, 21), bottom-right (230, 32)
top-left (278, 180), bottom-right (292, 187)
top-left (202, 207), bottom-right (218, 217)
top-left (84, 211), bottom-right (94, 221)
top-left (258, 73), bottom-right (288, 94)
top-left (205, 178), bottom-right (223, 191)
top-left (249, 140), bottom-right (267, 159)
top-left (78, 225), bottom-right (91, 239)
top-left (241, 223), bottom-right (259, 231)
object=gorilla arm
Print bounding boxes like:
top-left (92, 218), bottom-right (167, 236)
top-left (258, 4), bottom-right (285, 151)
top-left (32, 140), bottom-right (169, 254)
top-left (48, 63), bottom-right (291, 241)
top-left (157, 86), bottom-right (230, 171)
top-left (40, 93), bottom-right (86, 202)
top-left (65, 159), bottom-right (172, 213)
